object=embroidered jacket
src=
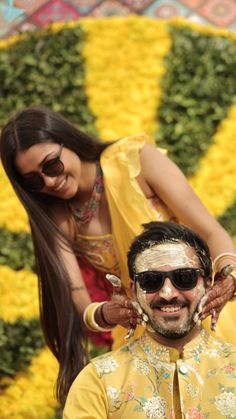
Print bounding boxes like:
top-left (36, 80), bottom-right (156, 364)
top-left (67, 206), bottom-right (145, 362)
top-left (63, 328), bottom-right (236, 418)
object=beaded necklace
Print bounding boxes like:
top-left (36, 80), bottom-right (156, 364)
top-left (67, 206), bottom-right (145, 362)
top-left (74, 162), bottom-right (103, 225)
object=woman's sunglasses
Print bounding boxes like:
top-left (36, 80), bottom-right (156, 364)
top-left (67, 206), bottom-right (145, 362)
top-left (22, 144), bottom-right (64, 192)
top-left (134, 268), bottom-right (204, 293)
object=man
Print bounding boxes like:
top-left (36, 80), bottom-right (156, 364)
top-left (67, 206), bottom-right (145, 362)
top-left (64, 222), bottom-right (236, 418)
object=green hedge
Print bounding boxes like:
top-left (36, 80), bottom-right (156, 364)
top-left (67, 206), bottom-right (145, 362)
top-left (0, 25), bottom-right (96, 135)
top-left (156, 25), bottom-right (236, 176)
top-left (0, 318), bottom-right (44, 381)
top-left (0, 229), bottom-right (35, 271)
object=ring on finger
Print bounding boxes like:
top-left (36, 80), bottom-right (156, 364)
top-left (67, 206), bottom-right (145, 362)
top-left (211, 309), bottom-right (216, 317)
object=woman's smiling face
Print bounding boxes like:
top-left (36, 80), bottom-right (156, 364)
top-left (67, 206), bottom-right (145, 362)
top-left (15, 142), bottom-right (82, 199)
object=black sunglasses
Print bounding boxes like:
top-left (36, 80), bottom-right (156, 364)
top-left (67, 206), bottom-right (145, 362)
top-left (22, 144), bottom-right (64, 192)
top-left (134, 268), bottom-right (204, 293)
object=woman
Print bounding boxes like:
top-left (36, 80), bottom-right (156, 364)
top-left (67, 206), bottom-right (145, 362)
top-left (0, 105), bottom-right (235, 404)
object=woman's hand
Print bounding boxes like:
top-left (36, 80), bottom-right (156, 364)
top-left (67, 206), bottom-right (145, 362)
top-left (102, 287), bottom-right (143, 329)
top-left (100, 274), bottom-right (143, 330)
top-left (199, 273), bottom-right (235, 330)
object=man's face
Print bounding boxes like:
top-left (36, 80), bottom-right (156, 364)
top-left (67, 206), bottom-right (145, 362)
top-left (134, 242), bottom-right (208, 339)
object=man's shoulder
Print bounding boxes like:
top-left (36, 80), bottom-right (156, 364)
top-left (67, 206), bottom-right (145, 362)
top-left (205, 330), bottom-right (236, 358)
top-left (90, 338), bottom-right (140, 375)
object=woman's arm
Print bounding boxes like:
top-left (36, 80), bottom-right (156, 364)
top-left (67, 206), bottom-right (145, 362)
top-left (138, 144), bottom-right (235, 254)
top-left (54, 205), bottom-right (141, 330)
top-left (138, 144), bottom-right (236, 321)
top-left (53, 206), bottom-right (92, 313)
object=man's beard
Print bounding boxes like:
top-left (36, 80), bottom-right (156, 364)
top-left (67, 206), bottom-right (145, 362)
top-left (148, 310), bottom-right (196, 339)
top-left (146, 297), bottom-right (199, 339)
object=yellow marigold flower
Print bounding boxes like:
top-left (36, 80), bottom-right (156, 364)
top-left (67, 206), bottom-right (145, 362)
top-left (190, 105), bottom-right (236, 216)
top-left (0, 33), bottom-right (25, 50)
top-left (0, 266), bottom-right (39, 322)
top-left (0, 164), bottom-right (29, 232)
top-left (50, 19), bottom-right (79, 32)
top-left (81, 16), bottom-right (171, 140)
top-left (0, 348), bottom-right (58, 418)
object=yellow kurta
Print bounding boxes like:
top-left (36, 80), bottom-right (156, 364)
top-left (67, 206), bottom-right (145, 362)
top-left (100, 134), bottom-right (236, 347)
top-left (63, 329), bottom-right (236, 419)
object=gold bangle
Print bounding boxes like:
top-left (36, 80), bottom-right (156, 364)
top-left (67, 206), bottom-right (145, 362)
top-left (83, 302), bottom-right (114, 332)
top-left (213, 253), bottom-right (236, 272)
top-left (83, 303), bottom-right (97, 331)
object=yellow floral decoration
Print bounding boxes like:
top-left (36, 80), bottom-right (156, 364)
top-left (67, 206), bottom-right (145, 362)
top-left (189, 104), bottom-right (236, 217)
top-left (0, 348), bottom-right (58, 419)
top-left (0, 266), bottom-right (38, 322)
top-left (0, 164), bottom-right (29, 232)
top-left (80, 16), bottom-right (171, 140)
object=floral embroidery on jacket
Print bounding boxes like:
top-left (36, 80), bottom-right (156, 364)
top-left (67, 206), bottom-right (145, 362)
top-left (94, 356), bottom-right (118, 376)
top-left (185, 406), bottom-right (207, 419)
top-left (89, 330), bottom-right (236, 418)
top-left (211, 384), bottom-right (236, 418)
top-left (141, 395), bottom-right (167, 418)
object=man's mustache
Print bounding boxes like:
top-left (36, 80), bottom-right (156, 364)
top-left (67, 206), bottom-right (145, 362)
top-left (150, 297), bottom-right (188, 309)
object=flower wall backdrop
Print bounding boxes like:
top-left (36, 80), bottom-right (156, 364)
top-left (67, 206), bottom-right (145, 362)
top-left (1, 0), bottom-right (236, 39)
top-left (0, 16), bottom-right (236, 418)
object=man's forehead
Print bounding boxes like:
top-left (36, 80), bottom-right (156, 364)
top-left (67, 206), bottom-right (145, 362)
top-left (135, 242), bottom-right (199, 272)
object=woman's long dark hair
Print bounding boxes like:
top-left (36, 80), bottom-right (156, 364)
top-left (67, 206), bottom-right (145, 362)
top-left (0, 105), bottom-right (111, 405)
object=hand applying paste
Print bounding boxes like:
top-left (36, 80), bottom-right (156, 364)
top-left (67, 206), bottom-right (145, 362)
top-left (106, 274), bottom-right (148, 339)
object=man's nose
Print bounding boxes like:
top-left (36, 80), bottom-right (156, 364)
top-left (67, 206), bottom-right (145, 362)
top-left (159, 277), bottom-right (179, 300)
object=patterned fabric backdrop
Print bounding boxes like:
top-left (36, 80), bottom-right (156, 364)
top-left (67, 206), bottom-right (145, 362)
top-left (1, 0), bottom-right (236, 38)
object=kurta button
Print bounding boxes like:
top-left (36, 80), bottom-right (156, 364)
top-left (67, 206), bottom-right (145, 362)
top-left (179, 365), bottom-right (188, 375)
